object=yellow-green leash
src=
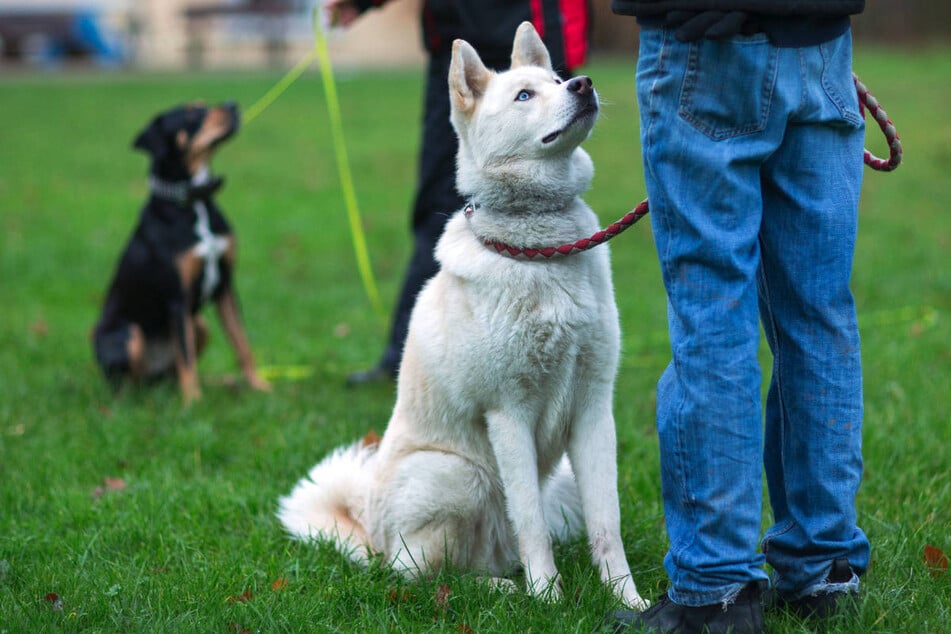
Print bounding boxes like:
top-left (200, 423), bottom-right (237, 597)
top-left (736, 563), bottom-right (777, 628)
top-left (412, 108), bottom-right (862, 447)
top-left (243, 8), bottom-right (385, 323)
top-left (242, 49), bottom-right (316, 126)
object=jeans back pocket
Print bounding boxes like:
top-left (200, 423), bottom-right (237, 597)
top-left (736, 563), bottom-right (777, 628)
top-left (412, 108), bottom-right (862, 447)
top-left (678, 35), bottom-right (779, 141)
top-left (819, 32), bottom-right (864, 129)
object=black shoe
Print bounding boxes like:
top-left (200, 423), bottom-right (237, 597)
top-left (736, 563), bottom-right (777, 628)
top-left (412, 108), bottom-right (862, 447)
top-left (776, 558), bottom-right (858, 620)
top-left (605, 580), bottom-right (766, 634)
top-left (345, 365), bottom-right (396, 387)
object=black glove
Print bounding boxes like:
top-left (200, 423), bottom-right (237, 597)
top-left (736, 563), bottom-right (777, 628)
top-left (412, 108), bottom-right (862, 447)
top-left (665, 10), bottom-right (754, 43)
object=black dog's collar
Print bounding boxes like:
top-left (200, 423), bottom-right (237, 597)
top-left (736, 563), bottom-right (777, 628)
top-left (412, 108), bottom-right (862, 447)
top-left (149, 175), bottom-right (224, 204)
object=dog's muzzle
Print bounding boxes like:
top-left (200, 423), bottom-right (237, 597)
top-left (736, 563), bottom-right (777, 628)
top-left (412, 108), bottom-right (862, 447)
top-left (542, 76), bottom-right (598, 145)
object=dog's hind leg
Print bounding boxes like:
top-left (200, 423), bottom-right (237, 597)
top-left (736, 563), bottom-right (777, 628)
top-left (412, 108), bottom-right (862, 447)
top-left (386, 522), bottom-right (460, 580)
top-left (93, 320), bottom-right (146, 391)
top-left (372, 450), bottom-right (510, 580)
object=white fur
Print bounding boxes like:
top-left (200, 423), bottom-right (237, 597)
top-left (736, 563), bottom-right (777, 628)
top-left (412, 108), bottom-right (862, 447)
top-left (278, 22), bottom-right (647, 610)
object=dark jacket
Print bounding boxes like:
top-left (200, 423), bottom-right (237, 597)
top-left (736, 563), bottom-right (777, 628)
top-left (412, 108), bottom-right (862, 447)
top-left (612, 0), bottom-right (864, 45)
top-left (611, 0), bottom-right (865, 17)
top-left (355, 0), bottom-right (590, 72)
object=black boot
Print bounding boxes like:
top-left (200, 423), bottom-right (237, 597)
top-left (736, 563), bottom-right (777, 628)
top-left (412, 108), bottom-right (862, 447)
top-left (605, 580), bottom-right (766, 634)
top-left (774, 558), bottom-right (858, 620)
top-left (345, 364), bottom-right (396, 387)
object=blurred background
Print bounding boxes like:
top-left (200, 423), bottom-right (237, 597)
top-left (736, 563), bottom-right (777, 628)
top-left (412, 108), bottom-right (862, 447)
top-left (1, 0), bottom-right (948, 72)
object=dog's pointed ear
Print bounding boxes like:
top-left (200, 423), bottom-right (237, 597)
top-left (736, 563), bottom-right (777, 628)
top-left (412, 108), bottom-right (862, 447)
top-left (450, 39), bottom-right (492, 115)
top-left (511, 21), bottom-right (553, 72)
top-left (132, 115), bottom-right (168, 161)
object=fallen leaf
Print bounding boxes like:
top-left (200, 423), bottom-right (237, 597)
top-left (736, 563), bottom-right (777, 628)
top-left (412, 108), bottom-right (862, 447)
top-left (227, 589), bottom-right (253, 604)
top-left (228, 623), bottom-right (250, 634)
top-left (92, 477), bottom-right (127, 499)
top-left (457, 625), bottom-right (473, 634)
top-left (271, 577), bottom-right (288, 593)
top-left (924, 544), bottom-right (948, 577)
top-left (104, 477), bottom-right (126, 491)
top-left (386, 587), bottom-right (414, 605)
top-left (434, 584), bottom-right (452, 612)
top-left (44, 592), bottom-right (63, 611)
top-left (573, 585), bottom-right (584, 604)
top-left (30, 319), bottom-right (48, 337)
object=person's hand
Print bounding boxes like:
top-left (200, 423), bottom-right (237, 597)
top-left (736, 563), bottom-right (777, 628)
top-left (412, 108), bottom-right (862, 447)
top-left (324, 0), bottom-right (360, 28)
top-left (665, 10), bottom-right (752, 42)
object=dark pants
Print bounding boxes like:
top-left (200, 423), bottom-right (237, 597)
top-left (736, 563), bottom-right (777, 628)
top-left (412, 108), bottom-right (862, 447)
top-left (378, 53), bottom-right (461, 371)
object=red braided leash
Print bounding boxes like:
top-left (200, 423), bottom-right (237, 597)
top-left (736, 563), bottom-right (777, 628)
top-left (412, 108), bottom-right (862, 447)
top-left (472, 199), bottom-right (650, 260)
top-left (854, 72), bottom-right (902, 172)
top-left (477, 74), bottom-right (900, 261)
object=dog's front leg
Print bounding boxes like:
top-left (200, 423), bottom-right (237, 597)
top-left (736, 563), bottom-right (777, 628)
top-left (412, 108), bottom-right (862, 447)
top-left (215, 289), bottom-right (271, 392)
top-left (486, 410), bottom-right (561, 601)
top-left (172, 305), bottom-right (202, 404)
top-left (568, 402), bottom-right (648, 610)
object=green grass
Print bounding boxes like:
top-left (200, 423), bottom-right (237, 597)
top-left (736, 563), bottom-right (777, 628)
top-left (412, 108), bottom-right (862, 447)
top-left (1, 47), bottom-right (949, 633)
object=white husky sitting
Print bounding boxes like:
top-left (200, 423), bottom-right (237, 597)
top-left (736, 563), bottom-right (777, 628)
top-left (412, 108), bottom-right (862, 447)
top-left (278, 22), bottom-right (647, 609)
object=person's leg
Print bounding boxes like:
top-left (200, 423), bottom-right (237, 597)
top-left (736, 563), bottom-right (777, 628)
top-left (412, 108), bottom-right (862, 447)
top-left (758, 29), bottom-right (870, 604)
top-left (636, 27), bottom-right (784, 607)
top-left (349, 53), bottom-right (464, 382)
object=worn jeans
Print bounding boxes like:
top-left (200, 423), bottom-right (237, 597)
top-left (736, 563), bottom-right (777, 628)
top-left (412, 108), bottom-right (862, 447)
top-left (636, 27), bottom-right (870, 606)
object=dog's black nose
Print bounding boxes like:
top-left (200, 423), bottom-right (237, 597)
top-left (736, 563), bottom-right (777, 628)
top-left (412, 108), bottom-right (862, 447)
top-left (567, 76), bottom-right (594, 95)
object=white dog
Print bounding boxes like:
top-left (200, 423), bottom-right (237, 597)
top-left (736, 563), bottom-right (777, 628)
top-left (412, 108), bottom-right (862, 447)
top-left (278, 22), bottom-right (647, 610)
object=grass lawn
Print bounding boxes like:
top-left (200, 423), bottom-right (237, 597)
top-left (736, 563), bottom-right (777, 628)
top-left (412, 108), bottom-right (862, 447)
top-left (1, 46), bottom-right (949, 633)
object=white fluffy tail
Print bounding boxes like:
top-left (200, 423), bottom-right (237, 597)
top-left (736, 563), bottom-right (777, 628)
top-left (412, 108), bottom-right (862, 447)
top-left (542, 455), bottom-right (585, 541)
top-left (277, 438), bottom-right (378, 564)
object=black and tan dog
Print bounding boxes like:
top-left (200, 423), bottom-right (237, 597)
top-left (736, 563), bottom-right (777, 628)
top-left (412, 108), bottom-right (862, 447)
top-left (93, 101), bottom-right (270, 403)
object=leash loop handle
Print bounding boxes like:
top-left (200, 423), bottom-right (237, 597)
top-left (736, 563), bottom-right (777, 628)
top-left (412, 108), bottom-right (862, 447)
top-left (854, 73), bottom-right (902, 172)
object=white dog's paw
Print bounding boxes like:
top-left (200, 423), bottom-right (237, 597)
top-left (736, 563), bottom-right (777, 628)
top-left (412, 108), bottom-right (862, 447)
top-left (479, 577), bottom-right (519, 593)
top-left (527, 573), bottom-right (563, 602)
top-left (614, 576), bottom-right (650, 611)
top-left (626, 594), bottom-right (651, 611)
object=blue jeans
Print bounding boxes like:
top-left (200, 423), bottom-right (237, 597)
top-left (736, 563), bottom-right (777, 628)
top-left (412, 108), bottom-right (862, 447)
top-left (636, 27), bottom-right (870, 606)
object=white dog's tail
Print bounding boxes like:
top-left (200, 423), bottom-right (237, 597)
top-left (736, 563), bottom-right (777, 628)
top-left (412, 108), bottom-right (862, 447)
top-left (277, 435), bottom-right (379, 564)
top-left (542, 455), bottom-right (586, 541)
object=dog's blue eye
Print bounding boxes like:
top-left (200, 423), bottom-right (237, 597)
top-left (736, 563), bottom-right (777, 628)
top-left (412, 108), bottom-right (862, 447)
top-left (516, 90), bottom-right (533, 102)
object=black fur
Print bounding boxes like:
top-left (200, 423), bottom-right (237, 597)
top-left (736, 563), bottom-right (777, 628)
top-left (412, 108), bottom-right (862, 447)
top-left (93, 102), bottom-right (240, 388)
